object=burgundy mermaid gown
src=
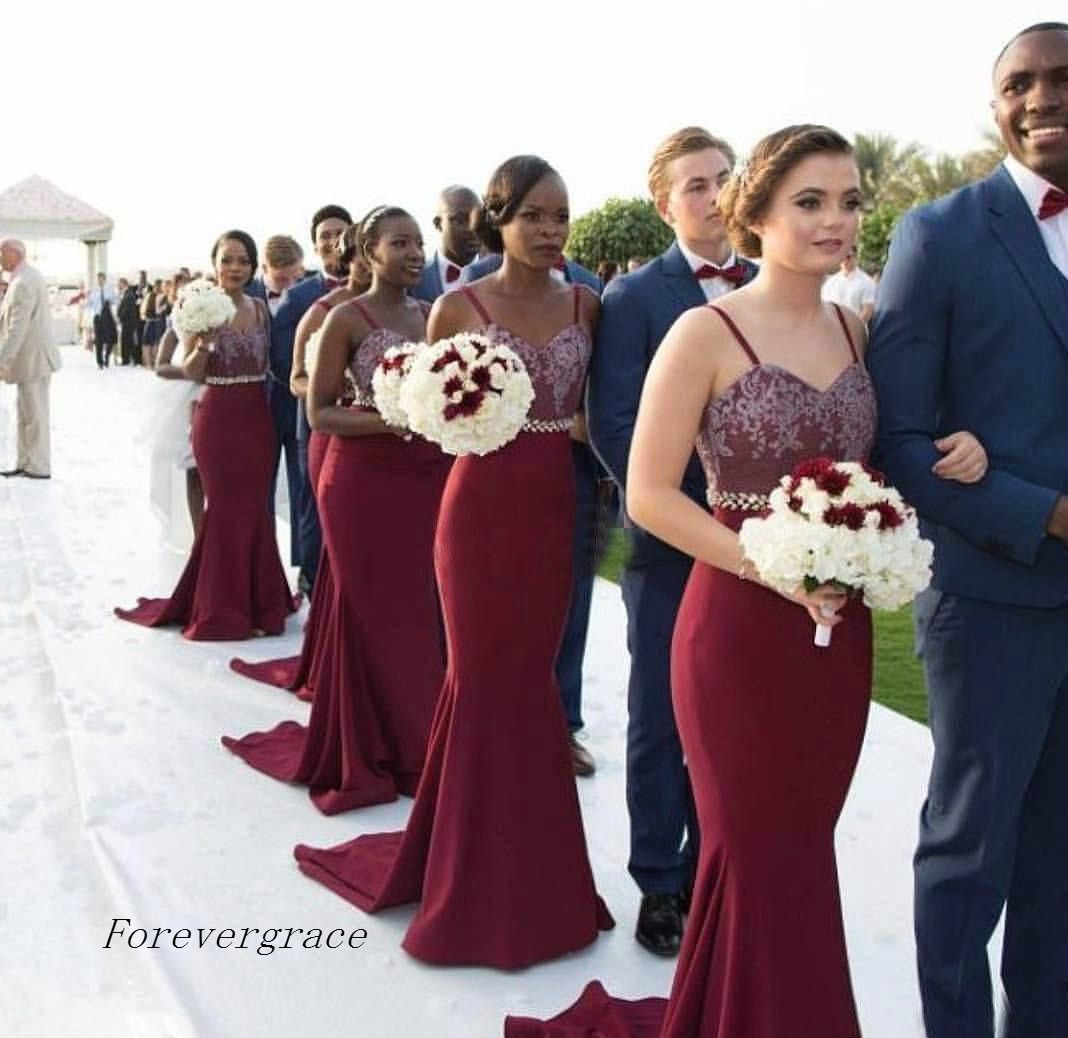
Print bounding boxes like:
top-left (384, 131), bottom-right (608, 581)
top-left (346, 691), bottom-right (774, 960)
top-left (222, 301), bottom-right (452, 813)
top-left (506, 303), bottom-right (875, 1036)
top-left (115, 322), bottom-right (295, 641)
top-left (231, 294), bottom-right (345, 697)
top-left (294, 285), bottom-right (614, 969)
top-left (229, 428), bottom-right (331, 701)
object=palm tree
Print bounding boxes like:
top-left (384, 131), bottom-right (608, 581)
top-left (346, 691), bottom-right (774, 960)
top-left (853, 133), bottom-right (923, 207)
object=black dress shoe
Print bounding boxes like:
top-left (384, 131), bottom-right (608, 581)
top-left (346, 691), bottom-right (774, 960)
top-left (568, 734), bottom-right (596, 777)
top-left (635, 893), bottom-right (684, 957)
top-left (1, 468), bottom-right (24, 478)
top-left (23, 471), bottom-right (51, 480)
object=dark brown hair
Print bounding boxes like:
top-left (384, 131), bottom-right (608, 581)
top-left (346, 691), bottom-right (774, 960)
top-left (718, 125), bottom-right (853, 258)
top-left (473, 155), bottom-right (559, 254)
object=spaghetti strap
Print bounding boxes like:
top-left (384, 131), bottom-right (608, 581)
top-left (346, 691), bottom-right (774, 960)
top-left (707, 305), bottom-right (760, 365)
top-left (349, 299), bottom-right (379, 330)
top-left (461, 286), bottom-right (493, 326)
top-left (831, 303), bottom-right (859, 363)
top-left (572, 284), bottom-right (582, 324)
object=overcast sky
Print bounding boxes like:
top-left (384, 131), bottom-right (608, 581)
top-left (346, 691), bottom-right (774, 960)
top-left (1, 1), bottom-right (1058, 278)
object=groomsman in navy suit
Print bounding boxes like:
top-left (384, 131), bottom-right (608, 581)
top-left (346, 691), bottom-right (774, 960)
top-left (461, 218), bottom-right (605, 775)
top-left (413, 186), bottom-right (481, 302)
top-left (588, 127), bottom-right (756, 956)
top-left (869, 23), bottom-right (1068, 1038)
top-left (247, 205), bottom-right (352, 592)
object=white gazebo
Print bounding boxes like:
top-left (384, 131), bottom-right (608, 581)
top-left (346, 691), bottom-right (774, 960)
top-left (0, 174), bottom-right (113, 285)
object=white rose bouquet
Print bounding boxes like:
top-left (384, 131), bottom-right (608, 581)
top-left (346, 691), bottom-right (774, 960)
top-left (370, 342), bottom-right (422, 428)
top-left (303, 329), bottom-right (324, 379)
top-left (398, 332), bottom-right (534, 456)
top-left (737, 457), bottom-right (933, 647)
top-left (171, 279), bottom-right (236, 340)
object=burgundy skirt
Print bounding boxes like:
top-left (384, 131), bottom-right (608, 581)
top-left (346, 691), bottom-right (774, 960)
top-left (222, 431), bottom-right (451, 813)
top-left (294, 431), bottom-right (614, 969)
top-left (115, 382), bottom-right (295, 640)
top-left (505, 511), bottom-right (870, 1036)
top-left (230, 430), bottom-right (332, 697)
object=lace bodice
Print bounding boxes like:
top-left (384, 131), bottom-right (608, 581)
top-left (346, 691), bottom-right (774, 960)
top-left (696, 307), bottom-right (877, 501)
top-left (479, 324), bottom-right (591, 421)
top-left (348, 327), bottom-right (406, 399)
top-left (205, 323), bottom-right (268, 384)
top-left (461, 286), bottom-right (591, 422)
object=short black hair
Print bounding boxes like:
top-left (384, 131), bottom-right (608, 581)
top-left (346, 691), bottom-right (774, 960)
top-left (310, 204), bottom-right (353, 244)
top-left (473, 155), bottom-right (559, 254)
top-left (210, 229), bottom-right (258, 286)
top-left (994, 22), bottom-right (1068, 73)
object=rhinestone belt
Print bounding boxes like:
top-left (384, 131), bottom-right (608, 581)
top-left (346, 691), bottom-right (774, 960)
top-left (205, 373), bottom-right (266, 386)
top-left (707, 489), bottom-right (770, 511)
top-left (521, 417), bottom-right (574, 434)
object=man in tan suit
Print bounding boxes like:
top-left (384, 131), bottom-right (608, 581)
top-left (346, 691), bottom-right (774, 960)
top-left (0, 239), bottom-right (62, 478)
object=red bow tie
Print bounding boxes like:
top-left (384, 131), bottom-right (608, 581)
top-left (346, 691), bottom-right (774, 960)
top-left (1039, 188), bottom-right (1068, 221)
top-left (445, 264), bottom-right (462, 284)
top-left (695, 263), bottom-right (746, 285)
top-left (324, 277), bottom-right (343, 289)
top-left (554, 256), bottom-right (568, 273)
top-left (267, 290), bottom-right (282, 300)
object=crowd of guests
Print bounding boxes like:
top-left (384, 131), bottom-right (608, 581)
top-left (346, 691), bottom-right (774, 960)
top-left (97, 20), bottom-right (1068, 1038)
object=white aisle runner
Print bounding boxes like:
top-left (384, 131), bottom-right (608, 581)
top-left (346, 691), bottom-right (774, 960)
top-left (0, 346), bottom-right (994, 1037)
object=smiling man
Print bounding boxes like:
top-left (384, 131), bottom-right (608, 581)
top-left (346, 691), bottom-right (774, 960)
top-left (868, 21), bottom-right (1068, 1038)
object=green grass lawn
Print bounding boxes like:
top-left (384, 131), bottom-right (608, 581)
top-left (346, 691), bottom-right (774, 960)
top-left (596, 528), bottom-right (929, 725)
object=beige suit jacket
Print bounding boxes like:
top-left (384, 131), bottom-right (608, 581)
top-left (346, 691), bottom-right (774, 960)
top-left (0, 263), bottom-right (62, 382)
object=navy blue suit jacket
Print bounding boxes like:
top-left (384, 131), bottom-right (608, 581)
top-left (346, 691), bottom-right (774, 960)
top-left (587, 241), bottom-right (757, 560)
top-left (460, 253), bottom-right (602, 293)
top-left (868, 165), bottom-right (1068, 607)
top-left (246, 272), bottom-right (330, 383)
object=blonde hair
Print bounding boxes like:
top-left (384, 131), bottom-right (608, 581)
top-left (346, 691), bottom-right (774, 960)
top-left (647, 127), bottom-right (736, 203)
top-left (263, 234), bottom-right (303, 269)
top-left (718, 124), bottom-right (854, 258)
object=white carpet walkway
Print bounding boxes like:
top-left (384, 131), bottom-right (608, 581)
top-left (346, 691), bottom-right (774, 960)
top-left (0, 345), bottom-right (998, 1037)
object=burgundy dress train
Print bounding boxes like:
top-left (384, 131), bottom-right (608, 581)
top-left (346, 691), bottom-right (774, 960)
top-left (229, 429), bottom-right (331, 700)
top-left (115, 322), bottom-right (296, 641)
top-left (294, 286), bottom-right (615, 970)
top-left (222, 308), bottom-right (451, 813)
top-left (505, 304), bottom-right (875, 1035)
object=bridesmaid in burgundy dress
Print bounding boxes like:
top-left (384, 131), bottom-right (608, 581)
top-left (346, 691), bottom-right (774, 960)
top-left (115, 231), bottom-right (296, 641)
top-left (294, 157), bottom-right (615, 970)
top-left (229, 230), bottom-right (372, 699)
top-left (222, 207), bottom-right (452, 813)
top-left (506, 128), bottom-right (988, 1036)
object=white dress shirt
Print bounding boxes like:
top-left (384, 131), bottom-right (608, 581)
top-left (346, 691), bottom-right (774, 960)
top-left (436, 253), bottom-right (466, 294)
top-left (677, 240), bottom-right (741, 302)
top-left (821, 267), bottom-right (877, 317)
top-left (86, 285), bottom-right (118, 317)
top-left (1004, 154), bottom-right (1068, 281)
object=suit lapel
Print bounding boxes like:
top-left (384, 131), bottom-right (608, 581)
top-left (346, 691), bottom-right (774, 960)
top-left (985, 167), bottom-right (1068, 350)
top-left (660, 241), bottom-right (706, 310)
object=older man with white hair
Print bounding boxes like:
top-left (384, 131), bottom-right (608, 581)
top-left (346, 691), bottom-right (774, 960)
top-left (0, 239), bottom-right (62, 478)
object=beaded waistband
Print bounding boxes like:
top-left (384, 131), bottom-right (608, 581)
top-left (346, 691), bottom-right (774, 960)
top-left (521, 417), bottom-right (574, 434)
top-left (707, 489), bottom-right (770, 511)
top-left (205, 373), bottom-right (267, 386)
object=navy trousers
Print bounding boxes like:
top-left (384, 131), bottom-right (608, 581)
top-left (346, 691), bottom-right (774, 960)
top-left (555, 441), bottom-right (600, 733)
top-left (295, 399), bottom-right (321, 589)
top-left (267, 377), bottom-right (302, 569)
top-left (622, 533), bottom-right (698, 895)
top-left (916, 591), bottom-right (1068, 1038)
